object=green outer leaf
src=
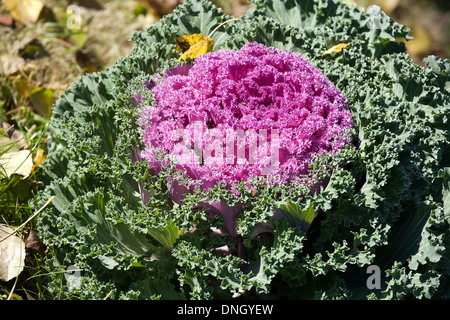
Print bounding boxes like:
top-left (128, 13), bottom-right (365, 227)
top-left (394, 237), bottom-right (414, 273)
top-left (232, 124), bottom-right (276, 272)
top-left (275, 200), bottom-right (317, 233)
top-left (442, 168), bottom-right (450, 217)
top-left (176, 0), bottom-right (233, 49)
top-left (373, 198), bottom-right (431, 270)
top-left (147, 219), bottom-right (184, 251)
top-left (248, 220), bottom-right (305, 293)
top-left (255, 0), bottom-right (327, 30)
top-left (35, 0), bottom-right (450, 300)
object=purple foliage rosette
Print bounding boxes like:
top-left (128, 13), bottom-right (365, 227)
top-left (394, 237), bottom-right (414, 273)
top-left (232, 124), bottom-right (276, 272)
top-left (139, 42), bottom-right (353, 191)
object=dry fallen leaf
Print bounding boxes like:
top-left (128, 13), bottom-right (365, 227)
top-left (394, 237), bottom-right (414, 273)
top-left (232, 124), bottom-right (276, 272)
top-left (29, 87), bottom-right (54, 118)
top-left (176, 33), bottom-right (209, 52)
top-left (0, 124), bottom-right (32, 178)
top-left (25, 229), bottom-right (44, 256)
top-left (12, 76), bottom-right (33, 100)
top-left (0, 224), bottom-right (26, 282)
top-left (176, 34), bottom-right (214, 61)
top-left (0, 13), bottom-right (14, 27)
top-left (2, 0), bottom-right (44, 26)
top-left (1, 122), bottom-right (28, 150)
top-left (0, 55), bottom-right (26, 75)
top-left (322, 42), bottom-right (352, 56)
top-left (176, 18), bottom-right (238, 61)
top-left (0, 149), bottom-right (33, 178)
top-left (32, 147), bottom-right (46, 173)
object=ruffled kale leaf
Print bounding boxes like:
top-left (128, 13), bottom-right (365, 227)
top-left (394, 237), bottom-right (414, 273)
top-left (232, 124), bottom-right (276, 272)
top-left (35, 0), bottom-right (450, 299)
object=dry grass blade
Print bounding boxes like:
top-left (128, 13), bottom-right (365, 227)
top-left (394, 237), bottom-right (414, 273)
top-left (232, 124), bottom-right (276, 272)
top-left (0, 195), bottom-right (55, 243)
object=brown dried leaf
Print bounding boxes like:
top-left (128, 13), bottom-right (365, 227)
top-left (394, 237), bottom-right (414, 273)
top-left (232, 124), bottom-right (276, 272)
top-left (25, 229), bottom-right (44, 256)
top-left (0, 55), bottom-right (25, 75)
top-left (0, 122), bottom-right (32, 178)
top-left (2, 0), bottom-right (44, 26)
top-left (0, 224), bottom-right (26, 282)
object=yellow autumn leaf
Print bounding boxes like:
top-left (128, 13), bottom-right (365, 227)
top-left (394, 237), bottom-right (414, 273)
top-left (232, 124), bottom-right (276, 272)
top-left (322, 42), bottom-right (352, 56)
top-left (2, 0), bottom-right (44, 25)
top-left (12, 76), bottom-right (32, 99)
top-left (177, 34), bottom-right (214, 61)
top-left (176, 34), bottom-right (208, 53)
top-left (176, 18), bottom-right (238, 61)
top-left (32, 147), bottom-right (46, 173)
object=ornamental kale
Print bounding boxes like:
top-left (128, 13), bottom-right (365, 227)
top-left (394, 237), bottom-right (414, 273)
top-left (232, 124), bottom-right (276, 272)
top-left (139, 42), bottom-right (353, 189)
top-left (35, 0), bottom-right (450, 300)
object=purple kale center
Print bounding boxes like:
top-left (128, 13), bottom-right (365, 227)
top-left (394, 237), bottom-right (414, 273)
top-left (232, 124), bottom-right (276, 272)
top-left (138, 42), bottom-right (353, 190)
